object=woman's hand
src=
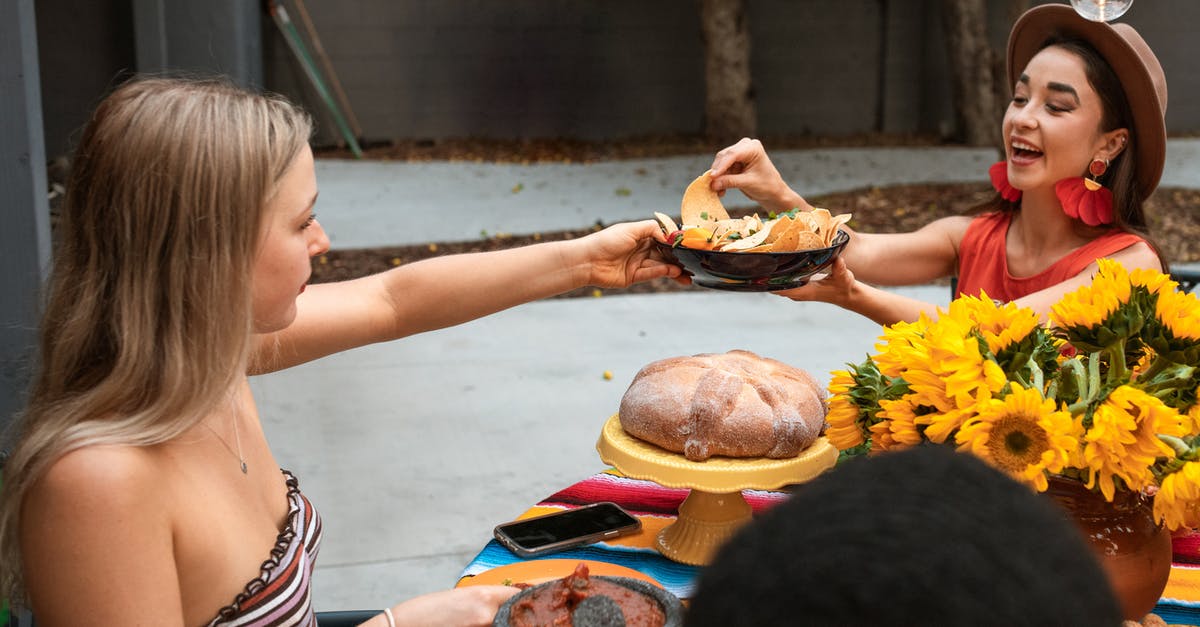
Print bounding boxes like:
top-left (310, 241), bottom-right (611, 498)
top-left (381, 586), bottom-right (519, 627)
top-left (773, 257), bottom-right (942, 326)
top-left (708, 138), bottom-right (811, 215)
top-left (773, 257), bottom-right (857, 306)
top-left (578, 220), bottom-right (685, 288)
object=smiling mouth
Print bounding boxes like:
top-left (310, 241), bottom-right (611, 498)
top-left (1011, 140), bottom-right (1044, 161)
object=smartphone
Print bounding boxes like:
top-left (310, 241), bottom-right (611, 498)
top-left (494, 502), bottom-right (642, 558)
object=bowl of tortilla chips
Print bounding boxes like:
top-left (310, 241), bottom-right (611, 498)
top-left (653, 173), bottom-right (852, 292)
top-left (656, 229), bottom-right (848, 291)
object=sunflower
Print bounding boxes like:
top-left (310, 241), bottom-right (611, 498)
top-left (1130, 266), bottom-right (1176, 295)
top-left (921, 317), bottom-right (1007, 405)
top-left (949, 294), bottom-right (1042, 355)
top-left (828, 258), bottom-right (1200, 531)
top-left (1130, 349), bottom-right (1155, 378)
top-left (1188, 391), bottom-right (1200, 435)
top-left (1053, 259), bottom-right (1153, 353)
top-left (1083, 385), bottom-right (1187, 501)
top-left (877, 397), bottom-right (925, 446)
top-left (1154, 460), bottom-right (1200, 530)
top-left (954, 384), bottom-right (1078, 491)
top-left (867, 420), bottom-right (899, 453)
top-left (920, 406), bottom-right (979, 445)
top-left (1049, 260), bottom-right (1130, 330)
top-left (872, 318), bottom-right (929, 378)
top-left (1154, 286), bottom-right (1200, 342)
top-left (825, 369), bottom-right (866, 450)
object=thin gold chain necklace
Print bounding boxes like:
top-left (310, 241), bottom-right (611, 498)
top-left (204, 411), bottom-right (248, 474)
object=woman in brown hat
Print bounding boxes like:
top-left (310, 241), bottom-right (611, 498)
top-left (707, 4), bottom-right (1169, 326)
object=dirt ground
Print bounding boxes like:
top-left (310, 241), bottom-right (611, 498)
top-left (310, 136), bottom-right (1200, 298)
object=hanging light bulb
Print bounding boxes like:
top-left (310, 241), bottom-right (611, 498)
top-left (1069, 0), bottom-right (1135, 22)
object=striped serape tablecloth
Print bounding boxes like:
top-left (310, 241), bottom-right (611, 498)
top-left (1162, 531), bottom-right (1200, 624)
top-left (459, 470), bottom-right (1200, 624)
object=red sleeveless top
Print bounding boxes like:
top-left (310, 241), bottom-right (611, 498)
top-left (955, 212), bottom-right (1145, 302)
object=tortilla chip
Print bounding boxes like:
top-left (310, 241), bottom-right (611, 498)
top-left (710, 218), bottom-right (747, 242)
top-left (719, 225), bottom-right (772, 251)
top-left (654, 211), bottom-right (679, 234)
top-left (793, 211), bottom-right (818, 234)
top-left (768, 217), bottom-right (805, 251)
top-left (680, 172), bottom-right (730, 227)
top-left (666, 171), bottom-right (850, 254)
top-left (805, 209), bottom-right (828, 242)
top-left (761, 216), bottom-right (790, 243)
top-left (828, 214), bottom-right (852, 245)
top-left (793, 230), bottom-right (827, 251)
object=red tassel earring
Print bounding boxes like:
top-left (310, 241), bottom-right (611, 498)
top-left (1055, 158), bottom-right (1114, 226)
top-left (989, 161), bottom-right (1021, 202)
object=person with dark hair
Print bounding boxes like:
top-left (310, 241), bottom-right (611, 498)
top-left (685, 445), bottom-right (1122, 626)
top-left (706, 5), bottom-right (1168, 326)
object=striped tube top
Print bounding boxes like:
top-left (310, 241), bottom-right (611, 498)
top-left (207, 470), bottom-right (323, 626)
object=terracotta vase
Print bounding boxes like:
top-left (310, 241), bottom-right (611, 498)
top-left (1044, 476), bottom-right (1172, 620)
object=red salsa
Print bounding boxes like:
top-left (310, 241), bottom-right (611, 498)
top-left (508, 563), bottom-right (666, 627)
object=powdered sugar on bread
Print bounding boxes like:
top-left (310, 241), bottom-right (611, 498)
top-left (618, 350), bottom-right (827, 461)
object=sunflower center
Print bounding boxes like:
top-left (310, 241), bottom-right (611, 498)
top-left (986, 414), bottom-right (1050, 473)
top-left (1005, 430), bottom-right (1032, 453)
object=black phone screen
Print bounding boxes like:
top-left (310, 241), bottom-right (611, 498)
top-left (497, 502), bottom-right (639, 551)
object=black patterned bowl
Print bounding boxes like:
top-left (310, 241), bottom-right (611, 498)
top-left (656, 229), bottom-right (849, 292)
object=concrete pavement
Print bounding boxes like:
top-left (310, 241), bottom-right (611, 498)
top-left (252, 139), bottom-right (1200, 612)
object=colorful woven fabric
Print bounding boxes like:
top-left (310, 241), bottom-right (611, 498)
top-left (458, 471), bottom-right (781, 600)
top-left (460, 470), bottom-right (1200, 624)
top-left (1162, 530), bottom-right (1200, 624)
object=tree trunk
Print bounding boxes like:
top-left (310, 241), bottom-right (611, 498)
top-left (941, 0), bottom-right (998, 147)
top-left (700, 0), bottom-right (756, 143)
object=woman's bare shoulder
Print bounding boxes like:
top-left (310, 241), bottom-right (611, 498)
top-left (924, 214), bottom-right (976, 235)
top-left (29, 444), bottom-right (167, 511)
top-left (1110, 239), bottom-right (1161, 266)
top-left (21, 447), bottom-right (187, 623)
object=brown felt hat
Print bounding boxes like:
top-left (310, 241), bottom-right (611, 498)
top-left (1007, 4), bottom-right (1168, 197)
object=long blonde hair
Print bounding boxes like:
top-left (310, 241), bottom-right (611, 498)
top-left (0, 77), bottom-right (312, 601)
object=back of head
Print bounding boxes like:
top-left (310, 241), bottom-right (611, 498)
top-left (0, 76), bottom-right (311, 603)
top-left (685, 446), bottom-right (1121, 626)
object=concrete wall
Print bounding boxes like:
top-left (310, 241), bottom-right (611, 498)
top-left (262, 0), bottom-right (1200, 146)
top-left (36, 0), bottom-right (136, 160)
top-left (266, 0), bottom-right (712, 143)
top-left (1123, 2), bottom-right (1200, 134)
top-left (271, 0), bottom-right (905, 144)
top-left (35, 0), bottom-right (1200, 158)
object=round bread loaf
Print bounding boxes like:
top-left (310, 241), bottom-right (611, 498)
top-left (618, 350), bottom-right (827, 461)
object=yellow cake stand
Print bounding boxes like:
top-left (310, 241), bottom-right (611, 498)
top-left (596, 413), bottom-right (837, 566)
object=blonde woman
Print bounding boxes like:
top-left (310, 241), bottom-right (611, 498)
top-left (0, 77), bottom-right (681, 626)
